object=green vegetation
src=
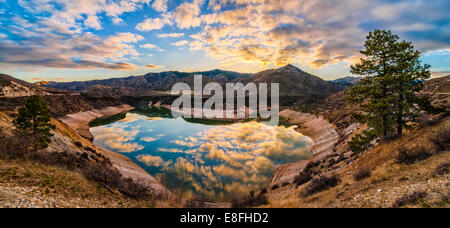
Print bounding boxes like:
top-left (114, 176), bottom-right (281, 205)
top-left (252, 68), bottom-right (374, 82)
top-left (13, 95), bottom-right (53, 151)
top-left (348, 30), bottom-right (440, 152)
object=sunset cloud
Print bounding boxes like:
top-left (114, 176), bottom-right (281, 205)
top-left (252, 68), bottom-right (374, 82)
top-left (137, 155), bottom-right (165, 167)
top-left (1, 0), bottom-right (449, 80)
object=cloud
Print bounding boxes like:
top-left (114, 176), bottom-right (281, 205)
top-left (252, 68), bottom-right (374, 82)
top-left (84, 15), bottom-right (102, 30)
top-left (136, 18), bottom-right (167, 31)
top-left (141, 43), bottom-right (159, 49)
top-left (0, 30), bottom-right (144, 70)
top-left (141, 137), bottom-right (157, 142)
top-left (171, 40), bottom-right (189, 46)
top-left (5, 0), bottom-right (450, 76)
top-left (145, 64), bottom-right (163, 69)
top-left (152, 0), bottom-right (168, 12)
top-left (90, 125), bottom-right (143, 153)
top-left (157, 33), bottom-right (185, 38)
top-left (137, 155), bottom-right (165, 167)
top-left (18, 0), bottom-right (152, 31)
top-left (183, 0), bottom-right (450, 69)
top-left (172, 0), bottom-right (203, 29)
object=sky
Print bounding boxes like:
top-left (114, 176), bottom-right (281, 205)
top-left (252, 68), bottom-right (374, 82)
top-left (0, 0), bottom-right (449, 82)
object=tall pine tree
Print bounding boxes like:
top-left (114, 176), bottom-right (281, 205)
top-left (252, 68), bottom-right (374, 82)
top-left (348, 30), bottom-right (434, 152)
top-left (13, 95), bottom-right (53, 151)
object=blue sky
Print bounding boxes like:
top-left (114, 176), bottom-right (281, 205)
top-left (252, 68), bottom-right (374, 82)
top-left (0, 0), bottom-right (449, 82)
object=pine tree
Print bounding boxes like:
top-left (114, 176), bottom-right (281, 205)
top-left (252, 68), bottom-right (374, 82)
top-left (13, 95), bottom-right (53, 151)
top-left (348, 30), bottom-right (435, 152)
top-left (389, 40), bottom-right (431, 136)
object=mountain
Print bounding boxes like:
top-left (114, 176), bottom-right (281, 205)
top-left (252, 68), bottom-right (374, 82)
top-left (36, 69), bottom-right (250, 93)
top-left (329, 76), bottom-right (361, 87)
top-left (236, 64), bottom-right (342, 108)
top-left (34, 65), bottom-right (343, 109)
top-left (238, 64), bottom-right (341, 97)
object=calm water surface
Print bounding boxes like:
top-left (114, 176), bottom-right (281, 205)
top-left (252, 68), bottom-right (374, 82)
top-left (90, 110), bottom-right (313, 201)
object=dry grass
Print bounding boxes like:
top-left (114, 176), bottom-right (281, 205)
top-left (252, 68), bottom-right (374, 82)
top-left (263, 117), bottom-right (450, 208)
top-left (0, 157), bottom-right (156, 208)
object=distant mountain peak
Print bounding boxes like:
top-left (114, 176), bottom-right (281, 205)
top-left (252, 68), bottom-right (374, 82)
top-left (279, 64), bottom-right (305, 73)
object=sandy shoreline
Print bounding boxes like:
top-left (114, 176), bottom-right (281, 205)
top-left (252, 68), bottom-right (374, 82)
top-left (269, 109), bottom-right (339, 187)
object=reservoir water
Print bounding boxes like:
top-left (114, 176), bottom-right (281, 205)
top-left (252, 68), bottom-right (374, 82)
top-left (90, 109), bottom-right (313, 201)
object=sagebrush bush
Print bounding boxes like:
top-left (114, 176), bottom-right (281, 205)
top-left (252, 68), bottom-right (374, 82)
top-left (271, 185), bottom-right (280, 191)
top-left (431, 129), bottom-right (450, 152)
top-left (304, 161), bottom-right (320, 172)
top-left (353, 167), bottom-right (371, 181)
top-left (432, 163), bottom-right (450, 177)
top-left (81, 159), bottom-right (151, 200)
top-left (300, 175), bottom-right (339, 198)
top-left (393, 191), bottom-right (427, 208)
top-left (396, 147), bottom-right (432, 165)
top-left (294, 171), bottom-right (312, 187)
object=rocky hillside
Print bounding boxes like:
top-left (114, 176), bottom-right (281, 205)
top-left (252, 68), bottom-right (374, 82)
top-left (0, 74), bottom-right (69, 97)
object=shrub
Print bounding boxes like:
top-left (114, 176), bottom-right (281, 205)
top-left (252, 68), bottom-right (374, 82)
top-left (74, 141), bottom-right (83, 148)
top-left (393, 191), bottom-right (427, 208)
top-left (353, 167), bottom-right (372, 181)
top-left (304, 161), bottom-right (320, 172)
top-left (260, 188), bottom-right (268, 195)
top-left (431, 129), bottom-right (450, 152)
top-left (396, 147), bottom-right (432, 165)
top-left (294, 171), bottom-right (312, 187)
top-left (432, 163), bottom-right (450, 177)
top-left (232, 192), bottom-right (269, 208)
top-left (300, 175), bottom-right (339, 198)
top-left (80, 159), bottom-right (151, 200)
top-left (0, 134), bottom-right (30, 158)
top-left (271, 185), bottom-right (280, 191)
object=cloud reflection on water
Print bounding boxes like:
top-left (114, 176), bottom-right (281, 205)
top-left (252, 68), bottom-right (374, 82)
top-left (91, 113), bottom-right (313, 201)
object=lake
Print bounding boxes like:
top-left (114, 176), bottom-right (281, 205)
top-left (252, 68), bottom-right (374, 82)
top-left (90, 109), bottom-right (313, 202)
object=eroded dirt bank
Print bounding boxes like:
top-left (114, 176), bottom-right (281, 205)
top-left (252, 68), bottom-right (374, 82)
top-left (59, 105), bottom-right (134, 141)
top-left (59, 105), bottom-right (170, 197)
top-left (270, 109), bottom-right (340, 187)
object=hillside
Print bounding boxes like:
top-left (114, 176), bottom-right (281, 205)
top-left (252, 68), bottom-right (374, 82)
top-left (0, 158), bottom-right (156, 208)
top-left (0, 74), bottom-right (69, 97)
top-left (261, 76), bottom-right (450, 208)
top-left (264, 117), bottom-right (449, 208)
